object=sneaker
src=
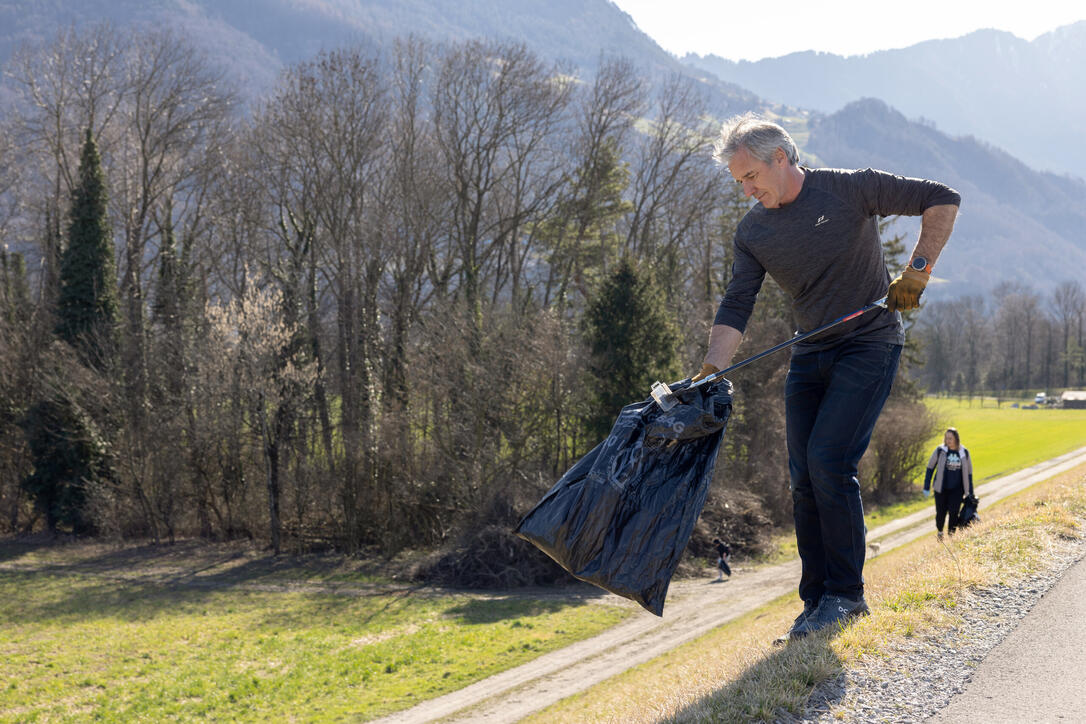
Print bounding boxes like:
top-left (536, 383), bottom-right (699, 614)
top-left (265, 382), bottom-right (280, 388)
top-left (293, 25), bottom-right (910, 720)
top-left (773, 599), bottom-right (819, 646)
top-left (790, 594), bottom-right (870, 639)
top-left (937, 531), bottom-right (944, 541)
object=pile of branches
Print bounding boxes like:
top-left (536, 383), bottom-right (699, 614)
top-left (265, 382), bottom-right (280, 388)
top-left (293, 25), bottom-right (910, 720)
top-left (414, 525), bottom-right (575, 588)
top-left (689, 500), bottom-right (775, 559)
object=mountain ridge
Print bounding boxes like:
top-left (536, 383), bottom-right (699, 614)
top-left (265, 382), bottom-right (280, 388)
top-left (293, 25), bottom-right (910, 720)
top-left (1, 1), bottom-right (1082, 297)
top-left (683, 21), bottom-right (1086, 177)
top-left (0, 0), bottom-right (760, 109)
top-left (807, 99), bottom-right (1086, 297)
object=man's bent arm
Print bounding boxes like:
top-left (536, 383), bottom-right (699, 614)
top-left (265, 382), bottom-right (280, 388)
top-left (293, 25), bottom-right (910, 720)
top-left (911, 203), bottom-right (958, 268)
top-left (704, 324), bottom-right (744, 371)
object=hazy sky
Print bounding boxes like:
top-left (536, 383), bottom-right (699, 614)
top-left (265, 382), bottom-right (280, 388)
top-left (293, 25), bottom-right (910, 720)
top-left (609, 0), bottom-right (1086, 61)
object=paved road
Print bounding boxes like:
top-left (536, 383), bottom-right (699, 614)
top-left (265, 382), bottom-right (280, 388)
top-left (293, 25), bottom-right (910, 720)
top-left (373, 445), bottom-right (1086, 724)
top-left (927, 554), bottom-right (1086, 724)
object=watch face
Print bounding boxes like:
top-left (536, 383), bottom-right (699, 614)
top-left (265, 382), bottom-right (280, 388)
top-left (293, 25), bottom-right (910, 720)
top-left (911, 256), bottom-right (928, 271)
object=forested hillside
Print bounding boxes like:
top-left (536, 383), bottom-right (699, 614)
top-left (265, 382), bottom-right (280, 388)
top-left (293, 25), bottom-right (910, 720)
top-left (0, 0), bottom-right (758, 108)
top-left (0, 26), bottom-right (938, 559)
top-left (1, 6), bottom-right (1083, 566)
top-left (3, 0), bottom-right (1082, 298)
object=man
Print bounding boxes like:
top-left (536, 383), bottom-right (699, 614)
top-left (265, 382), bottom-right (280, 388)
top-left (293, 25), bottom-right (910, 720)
top-left (694, 113), bottom-right (959, 642)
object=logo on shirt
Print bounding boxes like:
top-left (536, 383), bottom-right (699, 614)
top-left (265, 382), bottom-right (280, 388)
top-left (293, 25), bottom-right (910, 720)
top-left (814, 215), bottom-right (830, 227)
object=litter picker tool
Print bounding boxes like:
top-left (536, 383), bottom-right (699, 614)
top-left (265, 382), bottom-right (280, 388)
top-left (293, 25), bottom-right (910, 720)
top-left (651, 297), bottom-right (888, 411)
top-left (516, 295), bottom-right (888, 615)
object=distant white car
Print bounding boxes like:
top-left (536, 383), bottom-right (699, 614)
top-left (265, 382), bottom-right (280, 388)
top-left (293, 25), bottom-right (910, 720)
top-left (1035, 392), bottom-right (1046, 404)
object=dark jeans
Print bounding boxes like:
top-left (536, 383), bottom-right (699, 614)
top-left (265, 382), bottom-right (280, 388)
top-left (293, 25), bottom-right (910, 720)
top-left (786, 339), bottom-right (901, 604)
top-left (935, 485), bottom-right (965, 533)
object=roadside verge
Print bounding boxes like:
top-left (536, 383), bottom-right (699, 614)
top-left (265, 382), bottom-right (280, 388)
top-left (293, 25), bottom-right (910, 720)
top-left (374, 445), bottom-right (1086, 724)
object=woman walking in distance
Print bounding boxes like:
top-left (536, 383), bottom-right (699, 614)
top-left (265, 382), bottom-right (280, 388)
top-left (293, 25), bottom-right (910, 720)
top-left (923, 427), bottom-right (974, 538)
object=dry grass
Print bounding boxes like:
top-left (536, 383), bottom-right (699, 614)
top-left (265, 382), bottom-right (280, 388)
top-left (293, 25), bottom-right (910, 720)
top-left (525, 464), bottom-right (1086, 724)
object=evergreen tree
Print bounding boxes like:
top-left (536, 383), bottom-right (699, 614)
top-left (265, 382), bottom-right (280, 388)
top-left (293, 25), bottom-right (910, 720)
top-left (542, 137), bottom-right (632, 306)
top-left (581, 257), bottom-right (680, 440)
top-left (1, 250), bottom-right (33, 517)
top-left (56, 129), bottom-right (118, 368)
top-left (27, 129), bottom-right (119, 536)
top-left (20, 394), bottom-right (109, 535)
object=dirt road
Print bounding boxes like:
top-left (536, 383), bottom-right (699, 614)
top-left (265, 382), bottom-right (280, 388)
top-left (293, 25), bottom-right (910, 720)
top-left (372, 445), bottom-right (1086, 724)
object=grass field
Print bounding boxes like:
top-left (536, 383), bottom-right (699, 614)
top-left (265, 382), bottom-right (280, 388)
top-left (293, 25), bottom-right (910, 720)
top-left (769, 395), bottom-right (1086, 554)
top-left (0, 545), bottom-right (629, 722)
top-left (4, 396), bottom-right (1085, 722)
top-left (922, 395), bottom-right (1086, 482)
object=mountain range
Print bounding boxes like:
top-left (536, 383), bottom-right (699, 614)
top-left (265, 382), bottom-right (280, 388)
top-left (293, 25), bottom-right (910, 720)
top-left (1, 0), bottom-right (1083, 298)
top-left (683, 23), bottom-right (1086, 178)
top-left (0, 0), bottom-right (757, 110)
top-left (804, 99), bottom-right (1086, 297)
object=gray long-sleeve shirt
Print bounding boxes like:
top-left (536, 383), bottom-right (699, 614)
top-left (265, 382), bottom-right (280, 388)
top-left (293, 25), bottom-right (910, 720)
top-left (714, 167), bottom-right (961, 352)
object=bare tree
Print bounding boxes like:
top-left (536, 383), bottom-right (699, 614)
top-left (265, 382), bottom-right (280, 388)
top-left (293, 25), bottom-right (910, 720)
top-left (431, 40), bottom-right (571, 318)
top-left (6, 24), bottom-right (127, 309)
top-left (109, 30), bottom-right (236, 419)
top-left (991, 281), bottom-right (1038, 393)
top-left (541, 56), bottom-right (643, 308)
top-left (623, 73), bottom-right (718, 283)
top-left (249, 47), bottom-right (390, 548)
top-left (956, 295), bottom-right (989, 402)
top-left (0, 127), bottom-right (20, 240)
top-left (917, 300), bottom-right (958, 393)
top-left (201, 280), bottom-right (316, 553)
top-left (425, 40), bottom-right (576, 527)
top-left (1052, 280), bottom-right (1085, 388)
top-left (380, 38), bottom-right (443, 410)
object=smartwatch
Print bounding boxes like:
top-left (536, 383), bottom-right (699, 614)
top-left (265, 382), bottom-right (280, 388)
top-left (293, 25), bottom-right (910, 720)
top-left (909, 256), bottom-right (932, 274)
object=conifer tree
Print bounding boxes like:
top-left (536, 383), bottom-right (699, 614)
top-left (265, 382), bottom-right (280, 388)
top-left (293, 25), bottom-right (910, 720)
top-left (581, 257), bottom-right (681, 440)
top-left (542, 137), bottom-right (632, 306)
top-left (56, 129), bottom-right (118, 368)
top-left (20, 395), bottom-right (107, 535)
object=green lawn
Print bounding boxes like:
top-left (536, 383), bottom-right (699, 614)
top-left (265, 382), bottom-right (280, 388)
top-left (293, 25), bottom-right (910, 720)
top-left (923, 396), bottom-right (1086, 483)
top-left (779, 394), bottom-right (1086, 550)
top-left (6, 396), bottom-right (1086, 722)
top-left (0, 555), bottom-right (629, 722)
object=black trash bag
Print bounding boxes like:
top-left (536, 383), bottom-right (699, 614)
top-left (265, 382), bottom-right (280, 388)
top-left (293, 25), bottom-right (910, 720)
top-left (514, 378), bottom-right (733, 616)
top-left (960, 494), bottom-right (980, 527)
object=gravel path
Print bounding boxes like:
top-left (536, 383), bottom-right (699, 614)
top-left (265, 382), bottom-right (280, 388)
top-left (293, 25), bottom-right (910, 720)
top-left (787, 533), bottom-right (1086, 723)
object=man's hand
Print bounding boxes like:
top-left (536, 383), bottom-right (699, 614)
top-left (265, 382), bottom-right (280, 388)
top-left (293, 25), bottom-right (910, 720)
top-left (887, 268), bottom-right (929, 311)
top-left (923, 489), bottom-right (931, 498)
top-left (691, 363), bottom-right (720, 383)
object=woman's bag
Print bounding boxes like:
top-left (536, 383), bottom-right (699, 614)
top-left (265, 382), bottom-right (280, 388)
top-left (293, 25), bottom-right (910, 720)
top-left (960, 494), bottom-right (980, 527)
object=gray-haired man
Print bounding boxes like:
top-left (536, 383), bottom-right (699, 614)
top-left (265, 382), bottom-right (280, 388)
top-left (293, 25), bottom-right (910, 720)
top-left (694, 113), bottom-right (959, 642)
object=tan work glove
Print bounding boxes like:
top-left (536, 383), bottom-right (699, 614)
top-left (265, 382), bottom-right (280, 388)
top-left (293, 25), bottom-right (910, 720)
top-left (886, 268), bottom-right (929, 311)
top-left (691, 363), bottom-right (720, 383)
